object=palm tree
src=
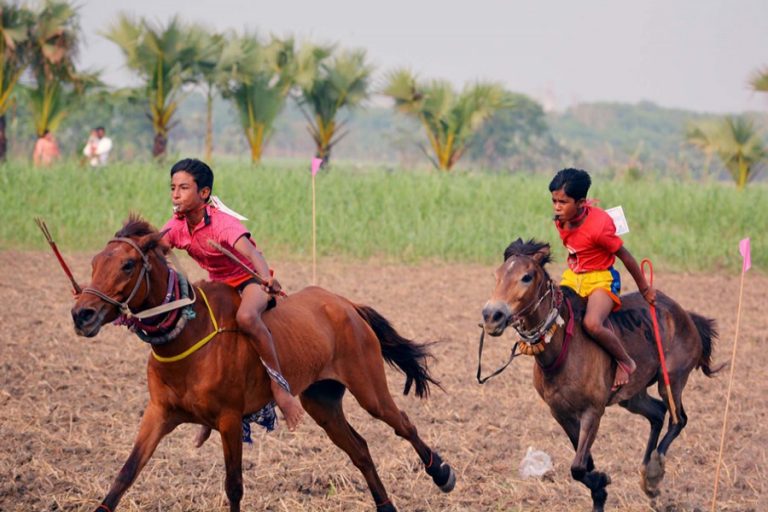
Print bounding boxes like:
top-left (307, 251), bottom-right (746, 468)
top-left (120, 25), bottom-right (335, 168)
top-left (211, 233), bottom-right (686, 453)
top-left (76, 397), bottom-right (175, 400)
top-left (686, 116), bottom-right (767, 189)
top-left (104, 14), bottom-right (199, 158)
top-left (189, 26), bottom-right (223, 162)
top-left (26, 0), bottom-right (96, 141)
top-left (216, 33), bottom-right (296, 164)
top-left (749, 66), bottom-right (768, 95)
top-left (383, 69), bottom-right (510, 171)
top-left (0, 4), bottom-right (33, 160)
top-left (297, 48), bottom-right (372, 164)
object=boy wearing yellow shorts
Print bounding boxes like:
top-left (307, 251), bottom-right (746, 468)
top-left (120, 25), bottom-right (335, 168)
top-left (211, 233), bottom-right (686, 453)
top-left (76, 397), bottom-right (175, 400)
top-left (549, 168), bottom-right (656, 390)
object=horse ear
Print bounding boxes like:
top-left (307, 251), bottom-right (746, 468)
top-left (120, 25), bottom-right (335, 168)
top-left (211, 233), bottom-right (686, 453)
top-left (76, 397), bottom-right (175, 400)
top-left (139, 230), bottom-right (168, 254)
top-left (532, 244), bottom-right (551, 265)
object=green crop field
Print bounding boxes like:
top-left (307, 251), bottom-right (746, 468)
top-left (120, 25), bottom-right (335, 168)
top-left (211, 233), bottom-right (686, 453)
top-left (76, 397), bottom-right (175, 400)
top-left (1, 160), bottom-right (764, 272)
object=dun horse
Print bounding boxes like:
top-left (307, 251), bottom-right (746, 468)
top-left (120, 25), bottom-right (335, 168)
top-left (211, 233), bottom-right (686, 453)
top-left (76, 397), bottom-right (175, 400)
top-left (481, 239), bottom-right (721, 511)
top-left (70, 218), bottom-right (455, 512)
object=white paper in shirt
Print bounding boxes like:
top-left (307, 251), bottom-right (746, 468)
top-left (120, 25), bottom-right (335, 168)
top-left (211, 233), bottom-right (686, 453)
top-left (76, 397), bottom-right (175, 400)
top-left (605, 206), bottom-right (629, 236)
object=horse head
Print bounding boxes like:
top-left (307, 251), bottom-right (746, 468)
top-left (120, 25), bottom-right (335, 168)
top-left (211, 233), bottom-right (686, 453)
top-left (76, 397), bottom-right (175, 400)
top-left (482, 239), bottom-right (552, 337)
top-left (71, 216), bottom-right (168, 337)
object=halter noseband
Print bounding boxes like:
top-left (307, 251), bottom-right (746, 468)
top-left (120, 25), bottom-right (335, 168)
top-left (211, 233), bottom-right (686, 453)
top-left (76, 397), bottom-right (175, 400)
top-left (82, 237), bottom-right (152, 316)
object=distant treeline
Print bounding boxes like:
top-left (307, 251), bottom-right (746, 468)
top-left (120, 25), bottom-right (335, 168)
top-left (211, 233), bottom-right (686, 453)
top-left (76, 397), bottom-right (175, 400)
top-left (5, 93), bottom-right (767, 179)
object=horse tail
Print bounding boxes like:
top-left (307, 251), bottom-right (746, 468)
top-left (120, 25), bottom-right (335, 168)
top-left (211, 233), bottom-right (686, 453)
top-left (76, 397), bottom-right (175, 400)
top-left (689, 312), bottom-right (726, 377)
top-left (354, 304), bottom-right (440, 398)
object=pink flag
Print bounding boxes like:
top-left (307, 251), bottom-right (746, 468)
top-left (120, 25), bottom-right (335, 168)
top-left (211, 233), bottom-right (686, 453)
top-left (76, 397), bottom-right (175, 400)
top-left (311, 157), bottom-right (323, 177)
top-left (739, 238), bottom-right (751, 273)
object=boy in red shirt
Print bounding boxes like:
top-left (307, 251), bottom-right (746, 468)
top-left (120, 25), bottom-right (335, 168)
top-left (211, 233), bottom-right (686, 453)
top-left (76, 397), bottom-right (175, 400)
top-left (549, 168), bottom-right (656, 390)
top-left (162, 158), bottom-right (303, 430)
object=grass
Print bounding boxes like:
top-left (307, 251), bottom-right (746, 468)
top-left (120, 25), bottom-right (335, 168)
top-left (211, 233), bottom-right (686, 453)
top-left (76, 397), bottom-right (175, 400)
top-left (1, 159), bottom-right (764, 272)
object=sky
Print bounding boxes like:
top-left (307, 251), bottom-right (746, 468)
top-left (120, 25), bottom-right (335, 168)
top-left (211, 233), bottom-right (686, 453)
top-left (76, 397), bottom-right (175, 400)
top-left (78, 0), bottom-right (768, 114)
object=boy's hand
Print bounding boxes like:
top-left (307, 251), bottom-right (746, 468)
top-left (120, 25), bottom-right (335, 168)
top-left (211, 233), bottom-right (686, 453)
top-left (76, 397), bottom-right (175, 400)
top-left (262, 277), bottom-right (283, 295)
top-left (641, 286), bottom-right (656, 305)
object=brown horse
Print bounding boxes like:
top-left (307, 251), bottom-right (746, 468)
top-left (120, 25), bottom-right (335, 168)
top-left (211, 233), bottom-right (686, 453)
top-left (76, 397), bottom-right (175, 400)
top-left (481, 239), bottom-right (722, 511)
top-left (70, 217), bottom-right (455, 512)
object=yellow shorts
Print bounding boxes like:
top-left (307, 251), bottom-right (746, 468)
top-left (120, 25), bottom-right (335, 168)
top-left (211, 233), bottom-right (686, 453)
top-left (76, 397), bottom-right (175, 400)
top-left (560, 268), bottom-right (622, 311)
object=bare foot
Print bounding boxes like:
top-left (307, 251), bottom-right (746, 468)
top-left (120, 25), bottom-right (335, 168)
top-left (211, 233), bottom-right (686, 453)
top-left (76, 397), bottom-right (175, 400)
top-left (273, 386), bottom-right (304, 431)
top-left (193, 425), bottom-right (212, 448)
top-left (612, 359), bottom-right (637, 391)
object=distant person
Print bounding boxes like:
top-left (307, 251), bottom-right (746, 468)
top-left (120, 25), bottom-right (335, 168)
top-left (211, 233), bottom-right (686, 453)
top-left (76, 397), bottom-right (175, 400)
top-left (33, 130), bottom-right (60, 167)
top-left (82, 126), bottom-right (113, 167)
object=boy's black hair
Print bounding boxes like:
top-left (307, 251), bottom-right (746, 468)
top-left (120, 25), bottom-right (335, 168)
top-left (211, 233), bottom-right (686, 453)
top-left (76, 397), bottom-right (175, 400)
top-left (548, 168), bottom-right (591, 201)
top-left (170, 158), bottom-right (214, 200)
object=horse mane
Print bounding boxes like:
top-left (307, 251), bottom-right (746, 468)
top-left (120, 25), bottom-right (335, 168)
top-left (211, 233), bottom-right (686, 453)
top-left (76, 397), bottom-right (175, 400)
top-left (503, 238), bottom-right (552, 266)
top-left (114, 214), bottom-right (158, 239)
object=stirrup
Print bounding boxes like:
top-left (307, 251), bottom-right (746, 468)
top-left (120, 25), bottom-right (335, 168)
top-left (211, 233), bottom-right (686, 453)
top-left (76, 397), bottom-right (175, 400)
top-left (261, 358), bottom-right (292, 394)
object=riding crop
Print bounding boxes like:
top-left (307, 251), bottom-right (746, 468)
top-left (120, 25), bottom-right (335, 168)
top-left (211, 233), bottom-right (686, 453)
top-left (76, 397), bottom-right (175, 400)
top-left (641, 258), bottom-right (679, 424)
top-left (34, 218), bottom-right (82, 295)
top-left (206, 240), bottom-right (286, 297)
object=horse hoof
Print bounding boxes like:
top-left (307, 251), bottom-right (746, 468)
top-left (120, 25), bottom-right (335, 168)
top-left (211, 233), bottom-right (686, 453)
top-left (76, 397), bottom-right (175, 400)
top-left (439, 465), bottom-right (456, 493)
top-left (641, 453), bottom-right (665, 497)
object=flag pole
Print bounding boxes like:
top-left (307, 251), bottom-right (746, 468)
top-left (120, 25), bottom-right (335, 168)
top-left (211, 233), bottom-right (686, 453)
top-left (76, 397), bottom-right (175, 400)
top-left (310, 157), bottom-right (322, 285)
top-left (711, 238), bottom-right (750, 511)
top-left (312, 171), bottom-right (316, 284)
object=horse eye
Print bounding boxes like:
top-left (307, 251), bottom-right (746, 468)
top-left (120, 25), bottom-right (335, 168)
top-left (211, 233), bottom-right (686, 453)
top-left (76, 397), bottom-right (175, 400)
top-left (121, 260), bottom-right (136, 273)
top-left (521, 273), bottom-right (533, 283)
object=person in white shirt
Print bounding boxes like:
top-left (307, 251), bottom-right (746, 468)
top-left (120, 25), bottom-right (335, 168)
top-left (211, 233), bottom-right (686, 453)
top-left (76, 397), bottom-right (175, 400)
top-left (83, 126), bottom-right (113, 167)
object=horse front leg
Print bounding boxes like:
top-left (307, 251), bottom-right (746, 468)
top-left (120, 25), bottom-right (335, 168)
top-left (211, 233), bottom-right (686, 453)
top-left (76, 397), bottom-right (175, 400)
top-left (95, 403), bottom-right (176, 512)
top-left (218, 412), bottom-right (245, 512)
top-left (571, 410), bottom-right (610, 512)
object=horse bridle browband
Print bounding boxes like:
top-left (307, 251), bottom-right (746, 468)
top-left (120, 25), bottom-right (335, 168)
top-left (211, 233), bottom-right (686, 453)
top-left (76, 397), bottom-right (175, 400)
top-left (82, 237), bottom-right (153, 316)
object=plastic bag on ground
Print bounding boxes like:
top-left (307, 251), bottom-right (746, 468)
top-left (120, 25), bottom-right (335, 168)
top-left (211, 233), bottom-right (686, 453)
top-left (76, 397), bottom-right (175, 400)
top-left (519, 446), bottom-right (554, 479)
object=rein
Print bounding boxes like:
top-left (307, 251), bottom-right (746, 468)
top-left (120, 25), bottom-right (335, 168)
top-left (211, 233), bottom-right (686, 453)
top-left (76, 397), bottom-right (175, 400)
top-left (476, 326), bottom-right (523, 384)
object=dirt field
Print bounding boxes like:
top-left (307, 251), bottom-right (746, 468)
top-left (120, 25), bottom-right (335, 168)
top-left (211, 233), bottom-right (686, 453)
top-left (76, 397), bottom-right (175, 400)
top-left (1, 250), bottom-right (765, 512)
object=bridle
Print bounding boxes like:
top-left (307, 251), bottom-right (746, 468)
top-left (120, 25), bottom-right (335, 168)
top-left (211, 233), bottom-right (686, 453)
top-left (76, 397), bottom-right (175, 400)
top-left (82, 237), bottom-right (152, 317)
top-left (477, 257), bottom-right (568, 383)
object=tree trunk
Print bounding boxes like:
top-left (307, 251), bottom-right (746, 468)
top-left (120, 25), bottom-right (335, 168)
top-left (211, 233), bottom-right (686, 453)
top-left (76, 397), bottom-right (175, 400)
top-left (205, 89), bottom-right (213, 162)
top-left (0, 115), bottom-right (6, 162)
top-left (153, 132), bottom-right (168, 159)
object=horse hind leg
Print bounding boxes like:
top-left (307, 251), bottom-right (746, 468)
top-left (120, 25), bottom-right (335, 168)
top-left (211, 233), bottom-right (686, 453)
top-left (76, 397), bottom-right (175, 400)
top-left (300, 380), bottom-right (396, 511)
top-left (343, 359), bottom-right (455, 494)
top-left (619, 391), bottom-right (667, 497)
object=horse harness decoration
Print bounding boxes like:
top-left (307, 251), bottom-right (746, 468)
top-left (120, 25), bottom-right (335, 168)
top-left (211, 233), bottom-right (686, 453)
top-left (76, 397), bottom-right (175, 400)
top-left (82, 237), bottom-right (235, 363)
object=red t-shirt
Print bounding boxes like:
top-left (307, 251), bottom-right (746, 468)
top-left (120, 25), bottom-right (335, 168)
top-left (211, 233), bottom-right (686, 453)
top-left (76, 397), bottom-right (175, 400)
top-left (162, 205), bottom-right (259, 283)
top-left (555, 205), bottom-right (622, 273)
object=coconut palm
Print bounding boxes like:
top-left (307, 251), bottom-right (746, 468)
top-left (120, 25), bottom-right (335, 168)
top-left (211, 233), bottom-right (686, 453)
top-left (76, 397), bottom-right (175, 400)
top-left (686, 116), bottom-right (767, 189)
top-left (297, 48), bottom-right (372, 164)
top-left (749, 66), bottom-right (768, 95)
top-left (26, 0), bottom-right (96, 141)
top-left (383, 69), bottom-right (510, 171)
top-left (0, 3), bottom-right (33, 160)
top-left (216, 33), bottom-right (298, 164)
top-left (104, 14), bottom-right (199, 158)
top-left (189, 26), bottom-right (223, 162)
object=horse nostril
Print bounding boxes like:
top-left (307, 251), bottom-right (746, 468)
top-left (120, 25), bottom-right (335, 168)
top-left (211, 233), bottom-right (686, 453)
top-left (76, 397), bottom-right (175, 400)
top-left (492, 311), bottom-right (504, 324)
top-left (73, 308), bottom-right (96, 327)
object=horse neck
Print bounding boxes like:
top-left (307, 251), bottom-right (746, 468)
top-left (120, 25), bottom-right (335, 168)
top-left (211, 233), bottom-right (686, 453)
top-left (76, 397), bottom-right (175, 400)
top-left (528, 283), bottom-right (570, 372)
top-left (141, 252), bottom-right (172, 310)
